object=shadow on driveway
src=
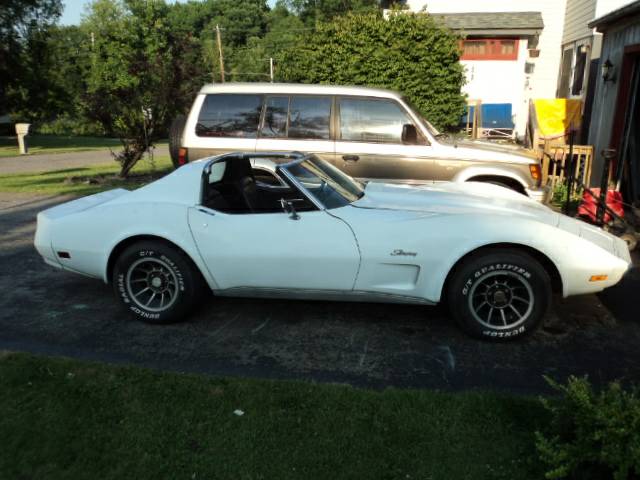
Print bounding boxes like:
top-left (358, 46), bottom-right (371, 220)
top-left (1, 193), bottom-right (640, 394)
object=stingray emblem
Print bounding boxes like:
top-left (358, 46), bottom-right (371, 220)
top-left (390, 249), bottom-right (417, 257)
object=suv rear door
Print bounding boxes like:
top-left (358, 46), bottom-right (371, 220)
top-left (255, 95), bottom-right (335, 164)
top-left (334, 97), bottom-right (435, 183)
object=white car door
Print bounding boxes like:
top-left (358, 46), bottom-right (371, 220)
top-left (188, 207), bottom-right (360, 291)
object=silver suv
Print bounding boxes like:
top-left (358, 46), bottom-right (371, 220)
top-left (172, 83), bottom-right (546, 201)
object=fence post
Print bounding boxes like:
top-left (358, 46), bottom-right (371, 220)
top-left (596, 149), bottom-right (616, 225)
top-left (563, 128), bottom-right (576, 215)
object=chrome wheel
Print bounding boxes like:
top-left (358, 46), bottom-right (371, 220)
top-left (126, 258), bottom-right (179, 313)
top-left (468, 271), bottom-right (534, 330)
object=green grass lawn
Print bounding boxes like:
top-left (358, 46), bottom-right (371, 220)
top-left (0, 135), bottom-right (126, 158)
top-left (0, 352), bottom-right (548, 480)
top-left (0, 155), bottom-right (173, 196)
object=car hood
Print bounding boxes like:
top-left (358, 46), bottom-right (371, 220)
top-left (353, 181), bottom-right (556, 222)
top-left (352, 182), bottom-right (630, 260)
top-left (436, 138), bottom-right (536, 164)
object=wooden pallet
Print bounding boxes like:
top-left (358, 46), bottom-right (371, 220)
top-left (539, 141), bottom-right (593, 191)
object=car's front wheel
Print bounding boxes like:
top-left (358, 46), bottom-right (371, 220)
top-left (112, 240), bottom-right (205, 324)
top-left (447, 249), bottom-right (551, 340)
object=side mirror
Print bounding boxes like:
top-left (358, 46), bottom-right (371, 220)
top-left (280, 198), bottom-right (300, 220)
top-left (401, 124), bottom-right (418, 145)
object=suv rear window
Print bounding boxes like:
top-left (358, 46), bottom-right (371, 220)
top-left (196, 94), bottom-right (262, 138)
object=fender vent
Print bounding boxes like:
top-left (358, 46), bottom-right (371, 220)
top-left (57, 251), bottom-right (71, 259)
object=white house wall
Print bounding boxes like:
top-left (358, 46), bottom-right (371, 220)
top-left (408, 0), bottom-right (567, 138)
top-left (461, 41), bottom-right (530, 135)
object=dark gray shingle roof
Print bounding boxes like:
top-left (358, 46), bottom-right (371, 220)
top-left (431, 11), bottom-right (544, 32)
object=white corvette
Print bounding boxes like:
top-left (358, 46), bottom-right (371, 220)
top-left (34, 152), bottom-right (631, 340)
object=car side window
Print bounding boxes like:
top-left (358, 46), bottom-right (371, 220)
top-left (253, 168), bottom-right (283, 187)
top-left (260, 96), bottom-right (289, 138)
top-left (196, 94), bottom-right (262, 138)
top-left (339, 98), bottom-right (415, 144)
top-left (288, 96), bottom-right (331, 140)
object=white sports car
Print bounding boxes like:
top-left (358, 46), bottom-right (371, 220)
top-left (34, 152), bottom-right (631, 340)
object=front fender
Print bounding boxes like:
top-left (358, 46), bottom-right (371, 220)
top-left (452, 165), bottom-right (531, 189)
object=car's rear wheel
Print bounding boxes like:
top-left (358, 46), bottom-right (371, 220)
top-left (169, 114), bottom-right (186, 169)
top-left (113, 240), bottom-right (205, 324)
top-left (447, 249), bottom-right (551, 340)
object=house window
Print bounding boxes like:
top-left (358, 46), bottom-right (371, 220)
top-left (460, 38), bottom-right (519, 61)
top-left (557, 48), bottom-right (574, 98)
top-left (572, 48), bottom-right (588, 96)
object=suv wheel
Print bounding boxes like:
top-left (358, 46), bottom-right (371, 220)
top-left (169, 114), bottom-right (187, 169)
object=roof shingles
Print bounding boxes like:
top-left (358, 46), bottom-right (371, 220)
top-left (431, 11), bottom-right (544, 31)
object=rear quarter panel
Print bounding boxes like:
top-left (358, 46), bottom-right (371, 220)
top-left (48, 202), bottom-right (214, 287)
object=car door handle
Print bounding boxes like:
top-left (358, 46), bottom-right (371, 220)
top-left (342, 155), bottom-right (359, 162)
top-left (197, 207), bottom-right (215, 216)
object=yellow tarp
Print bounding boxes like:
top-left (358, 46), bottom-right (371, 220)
top-left (532, 99), bottom-right (582, 137)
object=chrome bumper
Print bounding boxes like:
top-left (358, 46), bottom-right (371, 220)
top-left (526, 185), bottom-right (551, 204)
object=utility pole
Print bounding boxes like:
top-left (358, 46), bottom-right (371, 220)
top-left (269, 57), bottom-right (274, 83)
top-left (215, 24), bottom-right (225, 83)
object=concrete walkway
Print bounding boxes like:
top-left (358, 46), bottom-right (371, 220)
top-left (0, 145), bottom-right (169, 175)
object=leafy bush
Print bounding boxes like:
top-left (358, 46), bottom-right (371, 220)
top-left (35, 114), bottom-right (107, 137)
top-left (536, 376), bottom-right (640, 480)
top-left (276, 10), bottom-right (466, 130)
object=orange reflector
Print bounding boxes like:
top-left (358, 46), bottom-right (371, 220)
top-left (178, 148), bottom-right (187, 166)
top-left (589, 275), bottom-right (608, 282)
top-left (529, 164), bottom-right (541, 181)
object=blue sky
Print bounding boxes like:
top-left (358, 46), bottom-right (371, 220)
top-left (60, 0), bottom-right (277, 25)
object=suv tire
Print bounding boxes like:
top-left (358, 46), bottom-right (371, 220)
top-left (169, 114), bottom-right (187, 169)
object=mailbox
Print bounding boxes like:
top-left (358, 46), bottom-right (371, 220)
top-left (15, 123), bottom-right (31, 155)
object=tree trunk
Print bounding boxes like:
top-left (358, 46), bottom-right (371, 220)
top-left (117, 139), bottom-right (148, 178)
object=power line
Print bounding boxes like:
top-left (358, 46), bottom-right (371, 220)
top-left (219, 26), bottom-right (318, 33)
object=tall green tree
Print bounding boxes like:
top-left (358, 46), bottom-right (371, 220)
top-left (83, 0), bottom-right (179, 176)
top-left (0, 0), bottom-right (62, 117)
top-left (284, 0), bottom-right (379, 25)
top-left (9, 25), bottom-right (91, 123)
top-left (277, 11), bottom-right (466, 129)
top-left (227, 1), bottom-right (304, 81)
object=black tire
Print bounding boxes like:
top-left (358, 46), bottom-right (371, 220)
top-left (113, 240), bottom-right (205, 324)
top-left (169, 114), bottom-right (186, 169)
top-left (485, 180), bottom-right (513, 190)
top-left (620, 233), bottom-right (637, 252)
top-left (447, 249), bottom-right (551, 341)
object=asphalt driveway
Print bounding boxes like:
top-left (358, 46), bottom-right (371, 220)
top-left (1, 192), bottom-right (639, 394)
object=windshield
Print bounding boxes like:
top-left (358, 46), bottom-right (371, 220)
top-left (280, 155), bottom-right (364, 209)
top-left (400, 96), bottom-right (441, 138)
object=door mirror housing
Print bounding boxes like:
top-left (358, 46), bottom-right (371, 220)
top-left (401, 124), bottom-right (419, 145)
top-left (280, 198), bottom-right (300, 220)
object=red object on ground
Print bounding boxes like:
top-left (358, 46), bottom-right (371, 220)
top-left (577, 188), bottom-right (624, 224)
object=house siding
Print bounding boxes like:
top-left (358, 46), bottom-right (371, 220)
top-left (408, 0), bottom-right (567, 137)
top-left (588, 21), bottom-right (640, 185)
top-left (563, 0), bottom-right (597, 44)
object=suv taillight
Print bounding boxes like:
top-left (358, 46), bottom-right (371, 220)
top-left (178, 148), bottom-right (187, 166)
